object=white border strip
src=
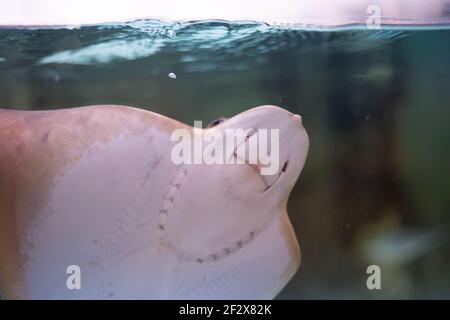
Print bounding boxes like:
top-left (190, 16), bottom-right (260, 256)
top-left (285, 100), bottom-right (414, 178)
top-left (0, 0), bottom-right (448, 27)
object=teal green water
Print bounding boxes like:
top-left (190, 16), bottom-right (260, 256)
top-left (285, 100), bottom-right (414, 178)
top-left (0, 20), bottom-right (449, 299)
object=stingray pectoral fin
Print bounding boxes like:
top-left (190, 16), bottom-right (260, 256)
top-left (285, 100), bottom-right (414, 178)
top-left (170, 209), bottom-right (300, 300)
top-left (267, 209), bottom-right (301, 296)
top-left (242, 208), bottom-right (301, 299)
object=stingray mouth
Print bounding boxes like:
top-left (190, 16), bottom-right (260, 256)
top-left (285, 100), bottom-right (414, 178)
top-left (261, 160), bottom-right (288, 191)
top-left (231, 141), bottom-right (288, 192)
top-left (232, 153), bottom-right (288, 191)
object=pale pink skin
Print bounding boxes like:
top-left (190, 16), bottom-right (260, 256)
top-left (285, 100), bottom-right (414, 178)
top-left (0, 105), bottom-right (308, 299)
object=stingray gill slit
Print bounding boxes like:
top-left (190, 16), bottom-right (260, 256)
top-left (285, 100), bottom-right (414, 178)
top-left (158, 165), bottom-right (257, 263)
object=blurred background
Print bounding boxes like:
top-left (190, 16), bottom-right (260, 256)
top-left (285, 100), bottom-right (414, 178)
top-left (1, 1), bottom-right (450, 299)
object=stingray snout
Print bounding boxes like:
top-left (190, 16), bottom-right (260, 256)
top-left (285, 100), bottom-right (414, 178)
top-left (292, 114), bottom-right (303, 127)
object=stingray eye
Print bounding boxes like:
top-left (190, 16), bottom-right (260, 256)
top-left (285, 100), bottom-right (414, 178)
top-left (207, 117), bottom-right (226, 128)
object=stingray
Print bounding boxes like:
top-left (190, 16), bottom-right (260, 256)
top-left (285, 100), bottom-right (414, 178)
top-left (0, 105), bottom-right (309, 299)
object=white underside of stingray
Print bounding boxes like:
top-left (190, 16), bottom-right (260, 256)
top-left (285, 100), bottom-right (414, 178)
top-left (0, 105), bottom-right (309, 299)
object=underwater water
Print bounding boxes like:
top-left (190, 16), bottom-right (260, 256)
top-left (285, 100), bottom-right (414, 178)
top-left (0, 20), bottom-right (450, 299)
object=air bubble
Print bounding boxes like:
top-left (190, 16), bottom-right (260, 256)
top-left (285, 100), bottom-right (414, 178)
top-left (168, 72), bottom-right (177, 79)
